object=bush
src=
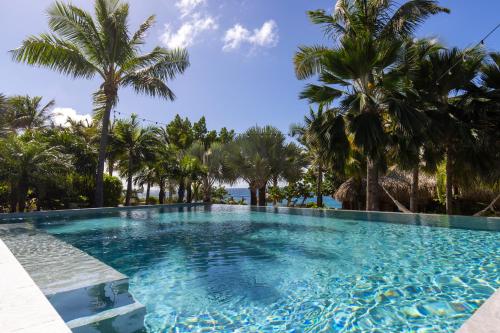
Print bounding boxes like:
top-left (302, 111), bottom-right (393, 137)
top-left (0, 183), bottom-right (9, 212)
top-left (103, 175), bottom-right (123, 207)
top-left (146, 196), bottom-right (159, 205)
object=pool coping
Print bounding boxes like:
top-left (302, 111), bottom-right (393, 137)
top-left (457, 288), bottom-right (500, 333)
top-left (0, 239), bottom-right (71, 333)
top-left (0, 202), bottom-right (209, 220)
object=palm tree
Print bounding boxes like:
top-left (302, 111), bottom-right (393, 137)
top-left (12, 0), bottom-right (190, 207)
top-left (9, 96), bottom-right (55, 130)
top-left (189, 141), bottom-right (233, 202)
top-left (292, 106), bottom-right (349, 206)
top-left (227, 126), bottom-right (290, 206)
top-left (114, 115), bottom-right (155, 206)
top-left (134, 165), bottom-right (156, 203)
top-left (0, 134), bottom-right (70, 212)
top-left (294, 0), bottom-right (448, 211)
top-left (416, 47), bottom-right (484, 214)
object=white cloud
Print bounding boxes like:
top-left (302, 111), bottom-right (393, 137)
top-left (160, 14), bottom-right (218, 49)
top-left (223, 20), bottom-right (279, 52)
top-left (176, 0), bottom-right (206, 17)
top-left (52, 107), bottom-right (92, 127)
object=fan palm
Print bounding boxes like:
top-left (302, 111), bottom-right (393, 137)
top-left (114, 115), bottom-right (155, 206)
top-left (294, 1), bottom-right (448, 211)
top-left (189, 141), bottom-right (233, 202)
top-left (12, 0), bottom-right (190, 207)
top-left (416, 47), bottom-right (484, 214)
top-left (292, 106), bottom-right (349, 206)
top-left (227, 127), bottom-right (276, 206)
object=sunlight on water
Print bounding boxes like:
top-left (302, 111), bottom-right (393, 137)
top-left (38, 206), bottom-right (500, 332)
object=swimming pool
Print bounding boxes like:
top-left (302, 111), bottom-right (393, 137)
top-left (17, 205), bottom-right (500, 332)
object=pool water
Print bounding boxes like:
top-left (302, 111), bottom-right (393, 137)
top-left (35, 205), bottom-right (499, 332)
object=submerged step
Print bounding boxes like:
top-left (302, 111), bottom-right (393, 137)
top-left (0, 223), bottom-right (126, 295)
top-left (68, 302), bottom-right (146, 332)
top-left (46, 278), bottom-right (147, 332)
top-left (46, 279), bottom-right (135, 322)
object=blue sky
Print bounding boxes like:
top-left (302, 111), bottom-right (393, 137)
top-left (1, 0), bottom-right (499, 134)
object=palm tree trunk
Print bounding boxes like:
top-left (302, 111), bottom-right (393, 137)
top-left (94, 97), bottom-right (113, 207)
top-left (446, 151), bottom-right (453, 215)
top-left (177, 179), bottom-right (185, 203)
top-left (203, 177), bottom-right (211, 203)
top-left (186, 180), bottom-right (192, 203)
top-left (125, 158), bottom-right (133, 206)
top-left (258, 185), bottom-right (266, 206)
top-left (159, 177), bottom-right (165, 204)
top-left (168, 183), bottom-right (174, 202)
top-left (108, 159), bottom-right (114, 176)
top-left (272, 176), bottom-right (278, 206)
top-left (250, 188), bottom-right (257, 206)
top-left (9, 181), bottom-right (17, 213)
top-left (410, 167), bottom-right (419, 213)
top-left (18, 181), bottom-right (28, 212)
top-left (316, 164), bottom-right (323, 207)
top-left (146, 182), bottom-right (151, 204)
top-left (366, 157), bottom-right (379, 211)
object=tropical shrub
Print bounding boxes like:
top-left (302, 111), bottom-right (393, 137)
top-left (103, 175), bottom-right (123, 207)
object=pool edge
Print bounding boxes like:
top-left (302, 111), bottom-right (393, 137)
top-left (0, 239), bottom-right (71, 333)
top-left (457, 288), bottom-right (500, 333)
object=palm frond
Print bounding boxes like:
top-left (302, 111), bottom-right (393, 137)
top-left (299, 84), bottom-right (343, 104)
top-left (294, 45), bottom-right (333, 80)
top-left (11, 34), bottom-right (99, 78)
top-left (381, 0), bottom-right (450, 39)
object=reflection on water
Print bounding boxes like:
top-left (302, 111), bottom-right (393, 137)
top-left (37, 205), bottom-right (500, 333)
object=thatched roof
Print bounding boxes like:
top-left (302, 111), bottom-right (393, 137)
top-left (334, 170), bottom-right (437, 205)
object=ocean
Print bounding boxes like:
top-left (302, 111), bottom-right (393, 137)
top-left (226, 188), bottom-right (342, 208)
top-left (142, 187), bottom-right (342, 208)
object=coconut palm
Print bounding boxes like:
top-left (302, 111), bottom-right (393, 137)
top-left (134, 165), bottom-right (156, 204)
top-left (0, 95), bottom-right (54, 132)
top-left (294, 0), bottom-right (448, 211)
top-left (12, 0), bottom-right (190, 207)
top-left (0, 134), bottom-right (70, 212)
top-left (114, 115), bottom-right (155, 206)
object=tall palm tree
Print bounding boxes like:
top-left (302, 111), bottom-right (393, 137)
top-left (292, 106), bottom-right (349, 206)
top-left (416, 47), bottom-right (484, 214)
top-left (114, 115), bottom-right (155, 206)
top-left (12, 0), bottom-right (190, 207)
top-left (294, 0), bottom-right (448, 211)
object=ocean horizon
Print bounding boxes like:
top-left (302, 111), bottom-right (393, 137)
top-left (141, 187), bottom-right (342, 208)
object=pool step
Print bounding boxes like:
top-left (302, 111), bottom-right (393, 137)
top-left (69, 302), bottom-right (146, 333)
top-left (0, 223), bottom-right (126, 295)
top-left (46, 279), bottom-right (146, 333)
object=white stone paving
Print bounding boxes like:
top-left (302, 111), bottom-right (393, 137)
top-left (0, 239), bottom-right (71, 333)
top-left (457, 288), bottom-right (500, 333)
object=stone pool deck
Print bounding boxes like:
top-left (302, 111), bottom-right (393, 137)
top-left (0, 239), bottom-right (70, 333)
top-left (458, 288), bottom-right (500, 333)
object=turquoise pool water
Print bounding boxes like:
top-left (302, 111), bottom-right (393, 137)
top-left (34, 205), bottom-right (499, 332)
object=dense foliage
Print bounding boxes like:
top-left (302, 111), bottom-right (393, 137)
top-left (1, 0), bottom-right (498, 216)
